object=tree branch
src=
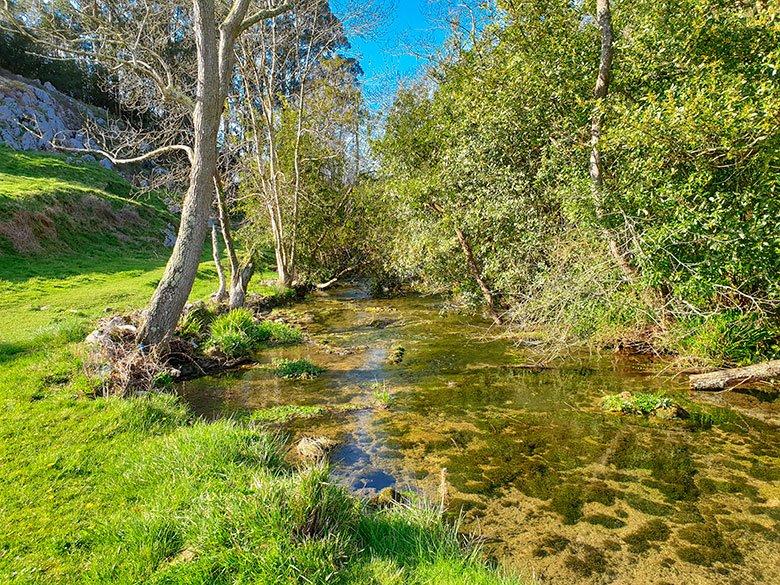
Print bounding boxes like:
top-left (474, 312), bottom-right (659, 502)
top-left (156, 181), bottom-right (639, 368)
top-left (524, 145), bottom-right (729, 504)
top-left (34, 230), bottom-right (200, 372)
top-left (239, 2), bottom-right (292, 34)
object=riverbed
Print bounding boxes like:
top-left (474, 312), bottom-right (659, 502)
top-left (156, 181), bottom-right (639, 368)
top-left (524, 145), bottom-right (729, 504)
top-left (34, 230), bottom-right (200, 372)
top-left (179, 287), bottom-right (780, 584)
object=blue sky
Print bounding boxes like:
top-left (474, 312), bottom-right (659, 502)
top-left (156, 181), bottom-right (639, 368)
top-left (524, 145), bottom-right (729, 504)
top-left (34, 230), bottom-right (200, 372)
top-left (334, 1), bottom-right (450, 109)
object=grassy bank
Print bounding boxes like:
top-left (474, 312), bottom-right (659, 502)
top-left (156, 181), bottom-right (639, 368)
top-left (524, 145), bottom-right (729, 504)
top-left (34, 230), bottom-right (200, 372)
top-left (0, 149), bottom-right (516, 584)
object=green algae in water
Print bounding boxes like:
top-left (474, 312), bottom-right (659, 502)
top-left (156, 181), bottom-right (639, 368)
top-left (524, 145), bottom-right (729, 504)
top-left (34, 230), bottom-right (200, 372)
top-left (178, 287), bottom-right (780, 583)
top-left (676, 524), bottom-right (743, 566)
top-left (250, 404), bottom-right (326, 424)
top-left (585, 514), bottom-right (626, 529)
top-left (533, 534), bottom-right (570, 558)
top-left (623, 520), bottom-right (671, 553)
top-left (564, 544), bottom-right (607, 578)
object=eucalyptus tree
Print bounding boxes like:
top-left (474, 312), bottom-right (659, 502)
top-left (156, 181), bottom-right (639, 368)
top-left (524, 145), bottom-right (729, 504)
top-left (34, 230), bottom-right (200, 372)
top-left (2, 0), bottom-right (293, 345)
top-left (228, 0), bottom-right (365, 288)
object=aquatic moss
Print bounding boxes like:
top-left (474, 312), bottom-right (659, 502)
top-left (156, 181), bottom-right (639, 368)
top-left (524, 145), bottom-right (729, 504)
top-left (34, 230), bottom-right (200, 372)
top-left (676, 524), bottom-right (743, 566)
top-left (533, 534), bottom-right (570, 558)
top-left (550, 483), bottom-right (586, 525)
top-left (583, 481), bottom-right (617, 506)
top-left (386, 345), bottom-right (406, 364)
top-left (250, 405), bottom-right (325, 424)
top-left (564, 544), bottom-right (607, 577)
top-left (623, 495), bottom-right (675, 517)
top-left (623, 520), bottom-right (671, 553)
top-left (584, 514), bottom-right (626, 529)
top-left (608, 435), bottom-right (699, 502)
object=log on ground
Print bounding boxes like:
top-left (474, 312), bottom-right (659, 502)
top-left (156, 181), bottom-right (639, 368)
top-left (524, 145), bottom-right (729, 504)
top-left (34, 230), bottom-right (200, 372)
top-left (689, 360), bottom-right (780, 391)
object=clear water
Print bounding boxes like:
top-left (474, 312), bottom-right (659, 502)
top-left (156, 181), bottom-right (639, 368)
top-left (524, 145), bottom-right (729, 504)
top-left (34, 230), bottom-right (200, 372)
top-left (179, 287), bottom-right (780, 584)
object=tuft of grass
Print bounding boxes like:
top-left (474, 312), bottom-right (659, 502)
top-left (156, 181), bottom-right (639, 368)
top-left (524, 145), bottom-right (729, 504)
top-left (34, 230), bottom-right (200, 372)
top-left (663, 310), bottom-right (780, 366)
top-left (255, 320), bottom-right (303, 345)
top-left (274, 358), bottom-right (325, 380)
top-left (206, 308), bottom-right (260, 358)
top-left (602, 392), bottom-right (673, 415)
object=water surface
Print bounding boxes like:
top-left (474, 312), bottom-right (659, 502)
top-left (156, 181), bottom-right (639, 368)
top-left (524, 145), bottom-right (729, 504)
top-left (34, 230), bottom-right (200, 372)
top-left (179, 288), bottom-right (780, 584)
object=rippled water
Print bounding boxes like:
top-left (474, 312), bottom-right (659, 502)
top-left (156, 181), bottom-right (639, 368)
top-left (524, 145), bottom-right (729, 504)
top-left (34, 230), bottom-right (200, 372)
top-left (179, 287), bottom-right (780, 584)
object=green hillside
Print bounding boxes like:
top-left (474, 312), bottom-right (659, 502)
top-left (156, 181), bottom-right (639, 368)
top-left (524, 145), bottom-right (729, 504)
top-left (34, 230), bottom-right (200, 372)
top-left (0, 146), bottom-right (220, 351)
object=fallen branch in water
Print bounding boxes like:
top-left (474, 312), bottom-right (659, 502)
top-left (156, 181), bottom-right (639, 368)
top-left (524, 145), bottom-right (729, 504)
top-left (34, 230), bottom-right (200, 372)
top-left (315, 265), bottom-right (356, 290)
top-left (689, 360), bottom-right (780, 391)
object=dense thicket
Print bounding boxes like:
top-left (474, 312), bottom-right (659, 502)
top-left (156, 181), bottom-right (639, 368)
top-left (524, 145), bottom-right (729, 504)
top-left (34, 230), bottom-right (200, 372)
top-left (373, 0), bottom-right (780, 364)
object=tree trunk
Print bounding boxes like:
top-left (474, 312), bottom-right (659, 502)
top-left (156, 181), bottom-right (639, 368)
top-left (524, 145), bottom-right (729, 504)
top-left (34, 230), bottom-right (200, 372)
top-left (455, 227), bottom-right (503, 326)
top-left (229, 263), bottom-right (255, 309)
top-left (137, 0), bottom-right (222, 347)
top-left (213, 171), bottom-right (254, 305)
top-left (690, 360), bottom-right (780, 391)
top-left (590, 0), bottom-right (638, 283)
top-left (210, 220), bottom-right (228, 302)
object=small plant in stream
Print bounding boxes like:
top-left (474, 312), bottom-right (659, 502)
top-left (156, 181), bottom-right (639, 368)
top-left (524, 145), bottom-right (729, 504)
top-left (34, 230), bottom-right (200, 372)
top-left (602, 392), bottom-right (674, 416)
top-left (369, 380), bottom-right (392, 405)
top-left (255, 320), bottom-right (303, 345)
top-left (250, 404), bottom-right (325, 424)
top-left (274, 358), bottom-right (324, 380)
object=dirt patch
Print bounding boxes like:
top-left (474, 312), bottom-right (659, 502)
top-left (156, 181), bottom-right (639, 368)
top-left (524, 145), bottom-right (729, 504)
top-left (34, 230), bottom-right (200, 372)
top-left (0, 209), bottom-right (58, 254)
top-left (0, 195), bottom-right (150, 255)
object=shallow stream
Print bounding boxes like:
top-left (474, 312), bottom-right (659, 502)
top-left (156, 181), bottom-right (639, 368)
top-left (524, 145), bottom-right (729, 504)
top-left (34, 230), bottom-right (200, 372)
top-left (179, 287), bottom-right (779, 584)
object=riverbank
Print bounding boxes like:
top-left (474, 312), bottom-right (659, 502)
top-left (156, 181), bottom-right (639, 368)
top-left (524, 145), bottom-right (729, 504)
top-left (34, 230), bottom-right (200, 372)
top-left (0, 268), bottom-right (517, 584)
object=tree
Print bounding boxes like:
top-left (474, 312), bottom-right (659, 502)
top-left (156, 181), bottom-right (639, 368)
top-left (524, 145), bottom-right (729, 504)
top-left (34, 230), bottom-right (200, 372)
top-left (3, 0), bottom-right (292, 345)
top-left (229, 0), bottom-right (365, 288)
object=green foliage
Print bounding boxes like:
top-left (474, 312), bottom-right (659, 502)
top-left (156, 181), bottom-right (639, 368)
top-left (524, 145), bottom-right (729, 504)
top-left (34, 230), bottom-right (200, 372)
top-left (374, 0), bottom-right (780, 364)
top-left (602, 393), bottom-right (674, 415)
top-left (274, 358), bottom-right (325, 380)
top-left (255, 320), bottom-right (304, 345)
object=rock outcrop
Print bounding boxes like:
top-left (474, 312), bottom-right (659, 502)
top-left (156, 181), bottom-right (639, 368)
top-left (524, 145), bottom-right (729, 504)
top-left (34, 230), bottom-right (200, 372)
top-left (0, 68), bottom-right (109, 166)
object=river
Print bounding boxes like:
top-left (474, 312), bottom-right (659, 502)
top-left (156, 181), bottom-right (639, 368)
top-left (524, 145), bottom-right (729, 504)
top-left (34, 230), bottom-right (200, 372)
top-left (179, 287), bottom-right (779, 584)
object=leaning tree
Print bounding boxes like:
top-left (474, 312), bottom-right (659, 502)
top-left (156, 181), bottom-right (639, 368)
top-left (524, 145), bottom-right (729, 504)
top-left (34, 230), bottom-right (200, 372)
top-left (1, 0), bottom-right (292, 346)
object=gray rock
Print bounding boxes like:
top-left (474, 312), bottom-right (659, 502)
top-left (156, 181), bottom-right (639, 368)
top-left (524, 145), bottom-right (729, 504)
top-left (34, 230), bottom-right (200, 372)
top-left (99, 158), bottom-right (113, 169)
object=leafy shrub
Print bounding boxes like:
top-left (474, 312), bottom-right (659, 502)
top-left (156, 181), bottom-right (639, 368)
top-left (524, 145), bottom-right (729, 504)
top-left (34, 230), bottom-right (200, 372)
top-left (274, 358), bottom-right (324, 380)
top-left (206, 308), bottom-right (259, 358)
top-left (666, 310), bottom-right (780, 366)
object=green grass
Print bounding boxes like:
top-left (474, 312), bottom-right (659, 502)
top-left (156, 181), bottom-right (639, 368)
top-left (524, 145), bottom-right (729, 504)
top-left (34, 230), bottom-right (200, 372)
top-left (274, 358), bottom-right (325, 380)
top-left (0, 149), bottom-right (517, 584)
top-left (601, 393), bottom-right (673, 415)
top-left (206, 310), bottom-right (304, 358)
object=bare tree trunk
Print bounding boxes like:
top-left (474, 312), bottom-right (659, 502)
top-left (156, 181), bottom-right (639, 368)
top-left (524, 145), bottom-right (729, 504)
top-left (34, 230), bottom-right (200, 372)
top-left (590, 0), bottom-right (638, 283)
top-left (137, 0), bottom-right (221, 346)
top-left (690, 360), bottom-right (780, 391)
top-left (213, 171), bottom-right (255, 304)
top-left (210, 220), bottom-right (228, 302)
top-left (455, 227), bottom-right (503, 326)
top-left (229, 263), bottom-right (255, 308)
